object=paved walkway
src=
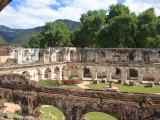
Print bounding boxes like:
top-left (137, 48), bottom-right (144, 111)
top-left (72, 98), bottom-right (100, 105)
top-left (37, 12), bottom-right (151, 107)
top-left (4, 103), bottom-right (51, 113)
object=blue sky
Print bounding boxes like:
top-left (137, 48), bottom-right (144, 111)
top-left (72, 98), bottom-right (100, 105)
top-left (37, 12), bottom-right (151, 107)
top-left (0, 0), bottom-right (160, 29)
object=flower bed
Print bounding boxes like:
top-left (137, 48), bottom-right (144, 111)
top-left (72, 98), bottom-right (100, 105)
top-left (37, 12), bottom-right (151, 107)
top-left (61, 79), bottom-right (78, 85)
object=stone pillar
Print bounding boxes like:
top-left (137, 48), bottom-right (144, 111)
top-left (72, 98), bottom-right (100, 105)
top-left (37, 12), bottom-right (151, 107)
top-left (48, 72), bottom-right (54, 80)
top-left (138, 70), bottom-right (143, 84)
top-left (78, 68), bottom-right (84, 80)
top-left (57, 70), bottom-right (62, 81)
top-left (29, 75), bottom-right (34, 80)
top-left (92, 68), bottom-right (97, 80)
top-left (154, 69), bottom-right (159, 85)
top-left (106, 69), bottom-right (112, 81)
top-left (39, 73), bottom-right (45, 80)
top-left (121, 70), bottom-right (128, 81)
top-left (119, 67), bottom-right (129, 81)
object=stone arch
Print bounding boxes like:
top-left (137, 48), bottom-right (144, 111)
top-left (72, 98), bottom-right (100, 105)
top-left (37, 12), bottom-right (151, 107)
top-left (114, 51), bottom-right (120, 61)
top-left (34, 69), bottom-right (42, 81)
top-left (0, 98), bottom-right (21, 113)
top-left (128, 51), bottom-right (134, 61)
top-left (112, 67), bottom-right (121, 79)
top-left (22, 70), bottom-right (30, 77)
top-left (44, 68), bottom-right (52, 79)
top-left (70, 50), bottom-right (76, 61)
top-left (53, 66), bottom-right (60, 80)
top-left (129, 68), bottom-right (138, 79)
top-left (143, 51), bottom-right (150, 62)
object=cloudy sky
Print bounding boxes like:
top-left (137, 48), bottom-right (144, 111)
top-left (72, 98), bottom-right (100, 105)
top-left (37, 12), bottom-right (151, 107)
top-left (0, 0), bottom-right (160, 29)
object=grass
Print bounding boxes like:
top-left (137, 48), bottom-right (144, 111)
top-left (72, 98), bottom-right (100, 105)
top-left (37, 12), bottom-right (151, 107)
top-left (40, 107), bottom-right (117, 120)
top-left (86, 81), bottom-right (160, 94)
top-left (85, 112), bottom-right (117, 120)
top-left (40, 107), bottom-right (64, 119)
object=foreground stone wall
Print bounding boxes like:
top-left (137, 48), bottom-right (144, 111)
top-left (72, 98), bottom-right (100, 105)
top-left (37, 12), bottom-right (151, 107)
top-left (0, 74), bottom-right (160, 120)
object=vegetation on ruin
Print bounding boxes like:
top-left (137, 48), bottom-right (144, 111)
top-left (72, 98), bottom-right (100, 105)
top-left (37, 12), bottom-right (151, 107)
top-left (28, 3), bottom-right (160, 48)
top-left (40, 107), bottom-right (117, 120)
top-left (86, 81), bottom-right (160, 94)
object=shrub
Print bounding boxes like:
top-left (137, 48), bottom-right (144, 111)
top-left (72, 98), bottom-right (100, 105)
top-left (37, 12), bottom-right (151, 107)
top-left (6, 99), bottom-right (14, 103)
top-left (71, 75), bottom-right (76, 78)
top-left (76, 79), bottom-right (83, 83)
top-left (14, 109), bottom-right (22, 115)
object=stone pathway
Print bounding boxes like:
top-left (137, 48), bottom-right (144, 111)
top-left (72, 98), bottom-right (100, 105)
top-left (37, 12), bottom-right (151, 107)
top-left (4, 103), bottom-right (51, 113)
top-left (77, 81), bottom-right (91, 89)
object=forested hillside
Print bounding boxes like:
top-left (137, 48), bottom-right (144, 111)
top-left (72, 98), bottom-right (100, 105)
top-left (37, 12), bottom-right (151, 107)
top-left (0, 19), bottom-right (81, 45)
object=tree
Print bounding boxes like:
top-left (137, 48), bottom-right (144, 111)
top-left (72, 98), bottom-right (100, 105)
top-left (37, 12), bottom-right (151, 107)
top-left (73, 9), bottom-right (106, 48)
top-left (137, 8), bottom-right (158, 48)
top-left (28, 21), bottom-right (73, 48)
top-left (106, 3), bottom-right (130, 23)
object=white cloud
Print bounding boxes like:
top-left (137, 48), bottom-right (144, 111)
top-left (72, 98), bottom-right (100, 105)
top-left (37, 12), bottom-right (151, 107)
top-left (124, 0), bottom-right (160, 16)
top-left (0, 0), bottom-right (118, 29)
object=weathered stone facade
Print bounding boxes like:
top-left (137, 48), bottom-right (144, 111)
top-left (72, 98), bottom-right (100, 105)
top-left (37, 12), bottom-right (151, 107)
top-left (0, 74), bottom-right (160, 120)
top-left (0, 47), bottom-right (160, 84)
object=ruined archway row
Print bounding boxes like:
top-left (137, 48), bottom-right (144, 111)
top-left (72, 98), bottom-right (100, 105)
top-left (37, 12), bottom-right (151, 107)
top-left (1, 63), bottom-right (160, 84)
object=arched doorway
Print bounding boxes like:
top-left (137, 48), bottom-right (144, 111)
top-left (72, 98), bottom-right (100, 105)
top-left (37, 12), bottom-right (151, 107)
top-left (22, 71), bottom-right (30, 79)
top-left (130, 69), bottom-right (138, 80)
top-left (112, 68), bottom-right (121, 79)
top-left (128, 52), bottom-right (134, 61)
top-left (44, 68), bottom-right (52, 80)
top-left (54, 67), bottom-right (60, 80)
top-left (2, 99), bottom-right (21, 114)
top-left (70, 50), bottom-right (76, 61)
top-left (81, 112), bottom-right (117, 120)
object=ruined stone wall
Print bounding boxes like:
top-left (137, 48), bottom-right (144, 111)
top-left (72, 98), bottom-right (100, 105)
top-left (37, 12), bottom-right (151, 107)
top-left (1, 74), bottom-right (160, 120)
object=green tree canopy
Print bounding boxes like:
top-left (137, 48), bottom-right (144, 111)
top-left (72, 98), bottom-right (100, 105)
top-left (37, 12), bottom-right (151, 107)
top-left (29, 21), bottom-right (73, 48)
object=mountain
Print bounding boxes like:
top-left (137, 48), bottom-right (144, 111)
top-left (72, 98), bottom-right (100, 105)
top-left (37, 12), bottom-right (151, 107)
top-left (0, 19), bottom-right (81, 45)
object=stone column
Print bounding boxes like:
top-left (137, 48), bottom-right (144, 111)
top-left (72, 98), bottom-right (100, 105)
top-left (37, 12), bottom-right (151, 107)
top-left (48, 72), bottom-right (54, 80)
top-left (154, 69), bottom-right (159, 85)
top-left (92, 68), bottom-right (97, 80)
top-left (106, 69), bottom-right (112, 81)
top-left (138, 69), bottom-right (143, 84)
top-left (57, 70), bottom-right (62, 81)
top-left (29, 75), bottom-right (34, 80)
top-left (39, 73), bottom-right (45, 80)
top-left (78, 67), bottom-right (84, 80)
top-left (121, 70), bottom-right (128, 81)
top-left (119, 67), bottom-right (129, 81)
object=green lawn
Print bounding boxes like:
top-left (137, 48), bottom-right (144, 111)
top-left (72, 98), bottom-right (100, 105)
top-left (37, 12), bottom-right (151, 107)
top-left (86, 81), bottom-right (160, 94)
top-left (85, 112), bottom-right (117, 120)
top-left (40, 107), bottom-right (117, 120)
top-left (40, 107), bottom-right (64, 119)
